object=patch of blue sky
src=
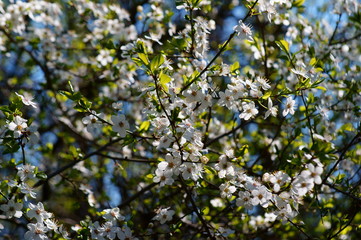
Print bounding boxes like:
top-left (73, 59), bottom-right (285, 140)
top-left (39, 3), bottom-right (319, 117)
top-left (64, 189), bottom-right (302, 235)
top-left (104, 161), bottom-right (122, 207)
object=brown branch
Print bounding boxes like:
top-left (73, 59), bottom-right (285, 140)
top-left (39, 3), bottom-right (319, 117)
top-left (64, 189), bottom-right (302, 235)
top-left (287, 218), bottom-right (313, 239)
top-left (33, 137), bottom-right (123, 188)
top-left (322, 132), bottom-right (361, 184)
top-left (96, 153), bottom-right (158, 163)
top-left (180, 178), bottom-right (215, 240)
top-left (204, 121), bottom-right (247, 148)
top-left (327, 208), bottom-right (358, 240)
top-left (118, 182), bottom-right (158, 209)
top-left (329, 32), bottom-right (361, 45)
top-left (324, 182), bottom-right (361, 203)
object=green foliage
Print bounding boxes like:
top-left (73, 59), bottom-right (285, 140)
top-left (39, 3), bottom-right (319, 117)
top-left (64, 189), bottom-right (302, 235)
top-left (0, 0), bottom-right (361, 239)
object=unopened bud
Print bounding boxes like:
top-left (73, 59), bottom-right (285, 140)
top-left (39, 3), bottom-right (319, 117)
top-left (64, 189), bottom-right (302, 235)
top-left (200, 156), bottom-right (209, 164)
top-left (137, 5), bottom-right (143, 13)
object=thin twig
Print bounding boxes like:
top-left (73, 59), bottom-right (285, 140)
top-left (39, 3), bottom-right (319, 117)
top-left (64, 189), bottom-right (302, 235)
top-left (322, 132), bottom-right (361, 184)
top-left (20, 139), bottom-right (26, 165)
top-left (180, 178), bottom-right (215, 240)
top-left (324, 182), bottom-right (361, 203)
top-left (118, 182), bottom-right (158, 209)
top-left (327, 210), bottom-right (357, 240)
top-left (204, 122), bottom-right (247, 147)
top-left (96, 153), bottom-right (157, 163)
top-left (328, 13), bottom-right (342, 45)
top-left (33, 137), bottom-right (123, 188)
top-left (287, 218), bottom-right (312, 239)
top-left (300, 91), bottom-right (315, 145)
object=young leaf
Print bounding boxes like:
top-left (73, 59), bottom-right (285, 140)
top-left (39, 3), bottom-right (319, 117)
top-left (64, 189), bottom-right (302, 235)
top-left (276, 40), bottom-right (290, 53)
top-left (150, 54), bottom-right (165, 72)
top-left (138, 53), bottom-right (149, 66)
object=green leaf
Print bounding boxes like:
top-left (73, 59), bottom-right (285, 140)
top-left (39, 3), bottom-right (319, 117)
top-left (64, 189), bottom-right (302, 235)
top-left (68, 81), bottom-right (75, 93)
top-left (315, 86), bottom-right (327, 91)
top-left (230, 61), bottom-right (240, 73)
top-left (72, 92), bottom-right (83, 101)
top-left (0, 105), bottom-right (11, 113)
top-left (309, 57), bottom-right (317, 66)
top-left (58, 91), bottom-right (83, 101)
top-left (138, 53), bottom-right (149, 66)
top-left (340, 123), bottom-right (354, 132)
top-left (335, 173), bottom-right (346, 184)
top-left (3, 143), bottom-right (20, 154)
top-left (150, 54), bottom-right (165, 72)
top-left (236, 144), bottom-right (249, 157)
top-left (293, 0), bottom-right (305, 7)
top-left (132, 57), bottom-right (143, 66)
top-left (59, 90), bottom-right (73, 99)
top-left (159, 72), bottom-right (172, 85)
top-left (36, 172), bottom-right (48, 180)
top-left (261, 91), bottom-right (272, 100)
top-left (139, 121), bottom-right (150, 133)
top-left (276, 40), bottom-right (290, 53)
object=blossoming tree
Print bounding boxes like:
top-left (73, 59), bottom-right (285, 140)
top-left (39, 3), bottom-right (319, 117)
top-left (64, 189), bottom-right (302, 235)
top-left (0, 0), bottom-right (360, 239)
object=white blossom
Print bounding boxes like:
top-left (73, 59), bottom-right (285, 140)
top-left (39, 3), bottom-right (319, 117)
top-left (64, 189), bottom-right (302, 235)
top-left (239, 101), bottom-right (258, 121)
top-left (111, 114), bottom-right (129, 137)
top-left (103, 207), bottom-right (125, 222)
top-left (301, 163), bottom-right (323, 185)
top-left (251, 186), bottom-right (272, 207)
top-left (236, 191), bottom-right (253, 210)
top-left (82, 111), bottom-right (105, 136)
top-left (27, 202), bottom-right (52, 223)
top-left (0, 199), bottom-right (23, 218)
top-left (16, 92), bottom-right (37, 108)
top-left (17, 164), bottom-right (36, 181)
top-left (7, 116), bottom-right (28, 138)
top-left (153, 207), bottom-right (175, 224)
top-left (24, 223), bottom-right (49, 240)
top-left (283, 97), bottom-right (296, 117)
top-left (219, 183), bottom-right (237, 199)
top-left (233, 20), bottom-right (253, 41)
top-left (264, 98), bottom-right (278, 119)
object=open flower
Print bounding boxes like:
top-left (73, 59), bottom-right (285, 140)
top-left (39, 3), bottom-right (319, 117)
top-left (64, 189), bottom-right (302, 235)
top-left (219, 183), bottom-right (237, 199)
top-left (82, 111), bottom-right (105, 137)
top-left (282, 97), bottom-right (296, 117)
top-left (102, 221), bottom-right (119, 240)
top-left (153, 168), bottom-right (174, 186)
top-left (97, 49), bottom-right (113, 66)
top-left (0, 199), bottom-right (23, 218)
top-left (239, 101), bottom-right (258, 121)
top-left (117, 225), bottom-right (137, 240)
top-left (291, 176), bottom-right (314, 196)
top-left (16, 92), bottom-right (37, 108)
top-left (215, 155), bottom-right (235, 179)
top-left (17, 164), bottom-right (36, 181)
top-left (256, 76), bottom-right (271, 90)
top-left (236, 191), bottom-right (253, 210)
top-left (24, 223), bottom-right (48, 240)
top-left (20, 183), bottom-right (37, 199)
top-left (233, 20), bottom-right (253, 41)
top-left (8, 116), bottom-right (28, 138)
top-left (153, 207), bottom-right (175, 224)
top-left (251, 186), bottom-right (272, 208)
top-left (301, 163), bottom-right (323, 185)
top-left (89, 221), bottom-right (105, 240)
top-left (103, 207), bottom-right (125, 222)
top-left (111, 114), bottom-right (129, 137)
top-left (27, 202), bottom-right (52, 223)
top-left (264, 98), bottom-right (278, 119)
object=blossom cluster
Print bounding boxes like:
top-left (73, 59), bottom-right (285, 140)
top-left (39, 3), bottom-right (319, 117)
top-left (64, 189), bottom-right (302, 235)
top-left (0, 0), bottom-right (360, 239)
